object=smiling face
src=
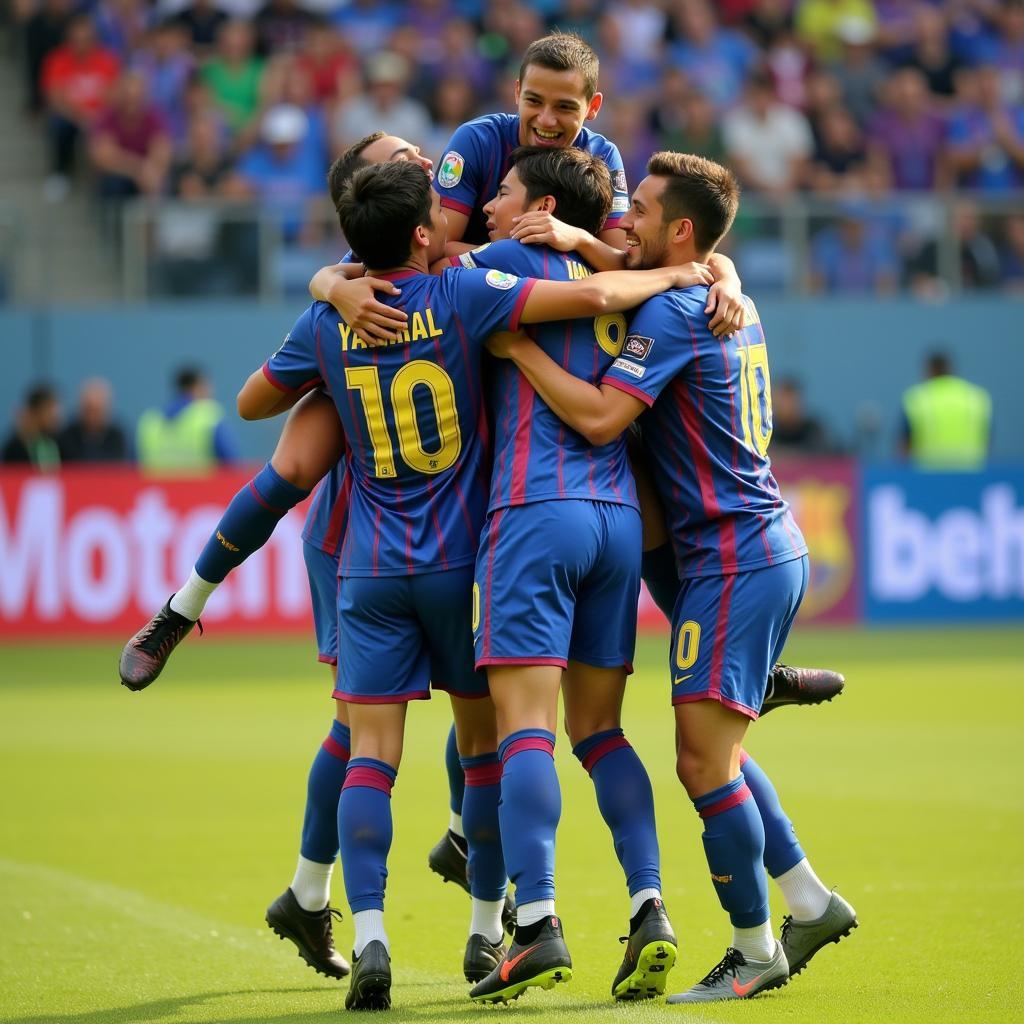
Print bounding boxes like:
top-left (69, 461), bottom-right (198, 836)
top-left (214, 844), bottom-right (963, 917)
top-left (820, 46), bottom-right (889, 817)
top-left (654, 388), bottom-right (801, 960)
top-left (514, 64), bottom-right (602, 149)
top-left (619, 175), bottom-right (675, 270)
top-left (482, 167), bottom-right (538, 240)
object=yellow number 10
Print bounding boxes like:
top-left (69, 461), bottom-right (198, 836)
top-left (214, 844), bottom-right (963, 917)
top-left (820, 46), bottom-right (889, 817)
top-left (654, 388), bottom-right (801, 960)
top-left (737, 342), bottom-right (772, 458)
top-left (345, 360), bottom-right (462, 478)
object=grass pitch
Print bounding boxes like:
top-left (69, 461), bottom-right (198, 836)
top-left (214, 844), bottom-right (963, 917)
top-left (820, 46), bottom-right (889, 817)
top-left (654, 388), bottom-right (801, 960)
top-left (1, 627), bottom-right (1022, 1024)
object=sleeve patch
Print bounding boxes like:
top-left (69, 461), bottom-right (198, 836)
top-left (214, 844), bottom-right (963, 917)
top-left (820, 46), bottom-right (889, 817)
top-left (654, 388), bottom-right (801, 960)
top-left (437, 151), bottom-right (465, 188)
top-left (485, 269), bottom-right (518, 290)
top-left (458, 252), bottom-right (477, 268)
top-left (622, 334), bottom-right (654, 360)
top-left (611, 170), bottom-right (628, 193)
top-left (611, 196), bottom-right (629, 213)
top-left (612, 358), bottom-right (646, 379)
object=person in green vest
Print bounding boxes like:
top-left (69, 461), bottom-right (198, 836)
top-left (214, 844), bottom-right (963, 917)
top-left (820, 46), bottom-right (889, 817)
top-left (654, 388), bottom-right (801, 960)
top-left (136, 366), bottom-right (239, 474)
top-left (1, 382), bottom-right (63, 470)
top-left (900, 351), bottom-right (992, 469)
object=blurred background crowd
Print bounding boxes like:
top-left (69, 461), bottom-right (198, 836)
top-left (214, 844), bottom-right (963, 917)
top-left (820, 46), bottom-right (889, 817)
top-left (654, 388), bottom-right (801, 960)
top-left (5, 0), bottom-right (1024, 299)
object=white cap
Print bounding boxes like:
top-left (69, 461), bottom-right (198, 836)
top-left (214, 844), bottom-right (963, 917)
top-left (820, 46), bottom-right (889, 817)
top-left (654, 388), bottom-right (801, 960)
top-left (836, 16), bottom-right (875, 46)
top-left (262, 103), bottom-right (308, 145)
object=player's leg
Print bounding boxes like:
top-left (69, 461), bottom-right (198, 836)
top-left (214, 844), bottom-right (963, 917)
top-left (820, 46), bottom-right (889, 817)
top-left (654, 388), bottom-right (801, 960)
top-left (426, 724), bottom-right (471, 894)
top-left (564, 502), bottom-right (676, 1000)
top-left (119, 390), bottom-right (343, 689)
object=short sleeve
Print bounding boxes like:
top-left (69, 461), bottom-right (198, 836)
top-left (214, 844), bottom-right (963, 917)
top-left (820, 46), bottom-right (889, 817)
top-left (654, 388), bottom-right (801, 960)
top-left (602, 143), bottom-right (629, 229)
top-left (454, 239), bottom-right (538, 277)
top-left (263, 305), bottom-right (323, 393)
top-left (602, 297), bottom-right (690, 407)
top-left (434, 120), bottom-right (489, 218)
top-left (444, 267), bottom-right (539, 341)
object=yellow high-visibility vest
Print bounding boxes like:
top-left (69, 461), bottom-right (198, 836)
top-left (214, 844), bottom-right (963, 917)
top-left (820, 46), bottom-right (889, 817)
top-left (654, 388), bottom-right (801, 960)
top-left (902, 375), bottom-right (991, 470)
top-left (136, 399), bottom-right (223, 473)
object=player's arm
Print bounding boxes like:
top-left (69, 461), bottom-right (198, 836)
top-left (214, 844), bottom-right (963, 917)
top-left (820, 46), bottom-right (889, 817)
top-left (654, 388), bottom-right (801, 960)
top-left (488, 332), bottom-right (644, 446)
top-left (237, 369), bottom-right (311, 420)
top-left (441, 207), bottom-right (471, 244)
top-left (309, 263), bottom-right (409, 343)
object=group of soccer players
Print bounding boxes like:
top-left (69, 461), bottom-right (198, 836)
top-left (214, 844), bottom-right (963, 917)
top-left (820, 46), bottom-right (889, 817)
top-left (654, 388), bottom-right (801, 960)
top-left (119, 32), bottom-right (856, 1011)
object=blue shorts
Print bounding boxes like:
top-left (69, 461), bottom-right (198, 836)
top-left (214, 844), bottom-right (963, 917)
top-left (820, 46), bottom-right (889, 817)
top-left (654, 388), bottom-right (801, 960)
top-left (334, 565), bottom-right (487, 704)
top-left (474, 499), bottom-right (641, 671)
top-left (304, 540), bottom-right (340, 666)
top-left (670, 555), bottom-right (809, 720)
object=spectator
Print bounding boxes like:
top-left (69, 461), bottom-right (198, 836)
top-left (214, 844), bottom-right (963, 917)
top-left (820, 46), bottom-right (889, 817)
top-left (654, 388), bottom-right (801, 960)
top-left (830, 16), bottom-right (889, 128)
top-left (262, 57), bottom-right (329, 171)
top-left (988, 0), bottom-right (1024, 105)
top-left (653, 78), bottom-right (727, 165)
top-left (1, 383), bottom-right (63, 469)
top-left (58, 378), bottom-right (129, 462)
top-left (771, 377), bottom-right (831, 455)
top-left (900, 352), bottom-right (992, 469)
top-left (550, 0), bottom-right (602, 47)
top-left (23, 0), bottom-right (75, 114)
top-left (426, 74), bottom-right (479, 162)
top-left (201, 19), bottom-right (265, 138)
top-left (946, 66), bottom-right (1024, 193)
top-left (330, 0), bottom-right (399, 55)
top-left (254, 0), bottom-right (315, 58)
top-left (808, 202), bottom-right (900, 293)
top-left (722, 71), bottom-right (814, 196)
top-left (808, 104), bottom-right (869, 192)
top-left (743, 0), bottom-right (795, 50)
top-left (89, 70), bottom-right (172, 201)
top-left (295, 19), bottom-right (358, 106)
top-left (795, 0), bottom-right (877, 64)
top-left (594, 9), bottom-right (660, 99)
top-left (666, 0), bottom-right (758, 110)
top-left (332, 50), bottom-right (431, 153)
top-left (906, 200), bottom-right (1003, 296)
top-left (901, 4), bottom-right (962, 101)
top-left (601, 97), bottom-right (656, 189)
top-left (40, 14), bottom-right (120, 202)
top-left (1000, 213), bottom-right (1024, 293)
top-left (94, 0), bottom-right (152, 62)
top-left (867, 66), bottom-right (946, 191)
top-left (605, 0), bottom-right (667, 65)
top-left (132, 20), bottom-right (196, 146)
top-left (136, 366), bottom-right (239, 473)
top-left (171, 0), bottom-right (228, 54)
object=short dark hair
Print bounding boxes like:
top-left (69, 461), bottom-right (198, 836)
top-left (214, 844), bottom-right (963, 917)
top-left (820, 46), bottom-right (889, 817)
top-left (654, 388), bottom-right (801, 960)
top-left (327, 131), bottom-right (386, 209)
top-left (25, 383), bottom-right (57, 412)
top-left (337, 161), bottom-right (434, 269)
top-left (175, 366), bottom-right (203, 392)
top-left (509, 146), bottom-right (611, 236)
top-left (926, 351), bottom-right (952, 377)
top-left (519, 32), bottom-right (599, 101)
top-left (646, 152), bottom-right (740, 253)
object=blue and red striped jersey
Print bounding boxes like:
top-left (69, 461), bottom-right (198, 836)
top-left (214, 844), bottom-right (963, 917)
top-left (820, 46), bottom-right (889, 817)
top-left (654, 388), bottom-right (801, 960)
top-left (434, 113), bottom-right (628, 245)
top-left (302, 458), bottom-right (351, 557)
top-left (602, 288), bottom-right (807, 579)
top-left (455, 239), bottom-right (638, 513)
top-left (264, 266), bottom-right (537, 577)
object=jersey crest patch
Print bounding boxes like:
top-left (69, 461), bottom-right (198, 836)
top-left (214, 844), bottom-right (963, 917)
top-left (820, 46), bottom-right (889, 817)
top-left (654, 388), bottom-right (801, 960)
top-left (612, 357), bottom-right (645, 378)
top-left (485, 269), bottom-right (518, 290)
top-left (438, 151), bottom-right (465, 188)
top-left (623, 334), bottom-right (654, 360)
top-left (611, 170), bottom-right (628, 193)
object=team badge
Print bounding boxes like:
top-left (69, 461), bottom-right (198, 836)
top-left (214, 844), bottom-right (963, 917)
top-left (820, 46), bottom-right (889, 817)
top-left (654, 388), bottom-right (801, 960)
top-left (438, 151), bottom-right (465, 188)
top-left (623, 334), bottom-right (654, 360)
top-left (485, 269), bottom-right (518, 290)
top-left (611, 170), bottom-right (628, 193)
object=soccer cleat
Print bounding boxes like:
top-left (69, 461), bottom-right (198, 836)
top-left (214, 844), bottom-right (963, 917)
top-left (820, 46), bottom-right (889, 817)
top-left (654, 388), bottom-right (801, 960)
top-left (611, 897), bottom-right (678, 1001)
top-left (427, 830), bottom-right (517, 933)
top-left (119, 599), bottom-right (201, 690)
top-left (780, 890), bottom-right (858, 977)
top-left (761, 663), bottom-right (845, 716)
top-left (666, 943), bottom-right (789, 1003)
top-left (265, 888), bottom-right (350, 979)
top-left (345, 940), bottom-right (391, 1011)
top-left (464, 933), bottom-right (506, 983)
top-left (469, 915), bottom-right (572, 1003)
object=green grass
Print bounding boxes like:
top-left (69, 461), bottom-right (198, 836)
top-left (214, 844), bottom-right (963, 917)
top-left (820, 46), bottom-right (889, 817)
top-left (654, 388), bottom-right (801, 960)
top-left (1, 627), bottom-right (1022, 1023)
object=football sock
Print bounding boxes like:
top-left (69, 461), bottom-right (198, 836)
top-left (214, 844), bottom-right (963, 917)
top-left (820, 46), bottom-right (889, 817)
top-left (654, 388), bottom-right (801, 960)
top-left (498, 729), bottom-right (560, 907)
top-left (290, 856), bottom-right (333, 913)
top-left (692, 775), bottom-right (769, 928)
top-left (169, 568), bottom-right (217, 622)
top-left (572, 728), bottom-right (661, 899)
top-left (732, 921), bottom-right (776, 962)
top-left (773, 858), bottom-right (832, 921)
top-left (460, 753), bottom-right (507, 903)
top-left (338, 758), bottom-right (396, 920)
top-left (630, 888), bottom-right (662, 920)
top-left (449, 814), bottom-right (465, 839)
top-left (739, 750), bottom-right (805, 877)
top-left (352, 909), bottom-right (389, 957)
top-left (299, 721), bottom-right (350, 866)
top-left (515, 898), bottom-right (556, 932)
top-left (445, 724), bottom-right (466, 821)
top-left (469, 898), bottom-right (505, 945)
top-left (189, 462), bottom-right (310, 593)
top-left (640, 543), bottom-right (682, 620)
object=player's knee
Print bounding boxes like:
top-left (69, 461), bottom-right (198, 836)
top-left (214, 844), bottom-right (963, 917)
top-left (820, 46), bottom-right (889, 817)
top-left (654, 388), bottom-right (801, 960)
top-left (564, 710), bottom-right (619, 748)
top-left (675, 746), bottom-right (717, 798)
top-left (270, 450), bottom-right (322, 491)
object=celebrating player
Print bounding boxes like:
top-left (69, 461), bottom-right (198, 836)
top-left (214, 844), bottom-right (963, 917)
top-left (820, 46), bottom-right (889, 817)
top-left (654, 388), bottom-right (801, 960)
top-left (488, 152), bottom-right (858, 1003)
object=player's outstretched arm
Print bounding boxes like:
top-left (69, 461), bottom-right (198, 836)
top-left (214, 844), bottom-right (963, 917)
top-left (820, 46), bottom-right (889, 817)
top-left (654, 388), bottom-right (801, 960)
top-left (310, 265), bottom-right (409, 343)
top-left (519, 264), bottom-right (712, 324)
top-left (488, 332), bottom-right (645, 447)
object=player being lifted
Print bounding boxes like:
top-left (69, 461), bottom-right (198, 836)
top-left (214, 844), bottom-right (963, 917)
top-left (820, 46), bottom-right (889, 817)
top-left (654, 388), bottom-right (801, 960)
top-left (488, 153), bottom-right (858, 1003)
top-left (235, 160), bottom-right (710, 1009)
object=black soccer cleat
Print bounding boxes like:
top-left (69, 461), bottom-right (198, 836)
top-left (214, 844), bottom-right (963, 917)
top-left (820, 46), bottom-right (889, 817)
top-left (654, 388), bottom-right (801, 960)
top-left (611, 897), bottom-right (678, 1001)
top-left (345, 939), bottom-right (392, 1011)
top-left (470, 915), bottom-right (572, 1004)
top-left (265, 888), bottom-right (350, 979)
top-left (464, 932), bottom-right (506, 983)
top-left (761, 663), bottom-right (845, 716)
top-left (427, 829), bottom-right (517, 933)
top-left (118, 598), bottom-right (201, 690)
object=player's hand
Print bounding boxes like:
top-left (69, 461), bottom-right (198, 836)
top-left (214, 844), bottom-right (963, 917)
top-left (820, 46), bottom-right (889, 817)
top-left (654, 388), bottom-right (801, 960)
top-left (510, 211), bottom-right (586, 252)
top-left (486, 330), bottom-right (530, 360)
top-left (327, 277), bottom-right (408, 344)
top-left (705, 277), bottom-right (745, 337)
top-left (668, 262), bottom-right (714, 290)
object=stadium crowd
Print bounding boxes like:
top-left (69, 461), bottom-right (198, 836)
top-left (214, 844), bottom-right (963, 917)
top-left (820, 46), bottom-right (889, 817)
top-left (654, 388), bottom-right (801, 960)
top-left (10, 0), bottom-right (1024, 295)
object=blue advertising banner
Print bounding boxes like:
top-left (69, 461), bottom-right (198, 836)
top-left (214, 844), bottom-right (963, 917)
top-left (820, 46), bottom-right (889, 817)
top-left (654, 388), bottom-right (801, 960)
top-left (863, 467), bottom-right (1024, 623)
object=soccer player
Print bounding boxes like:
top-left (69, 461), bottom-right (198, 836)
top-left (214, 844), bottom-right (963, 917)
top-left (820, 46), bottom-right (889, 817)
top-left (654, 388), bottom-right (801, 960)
top-left (235, 160), bottom-right (707, 1009)
top-left (487, 153), bottom-right (858, 1003)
